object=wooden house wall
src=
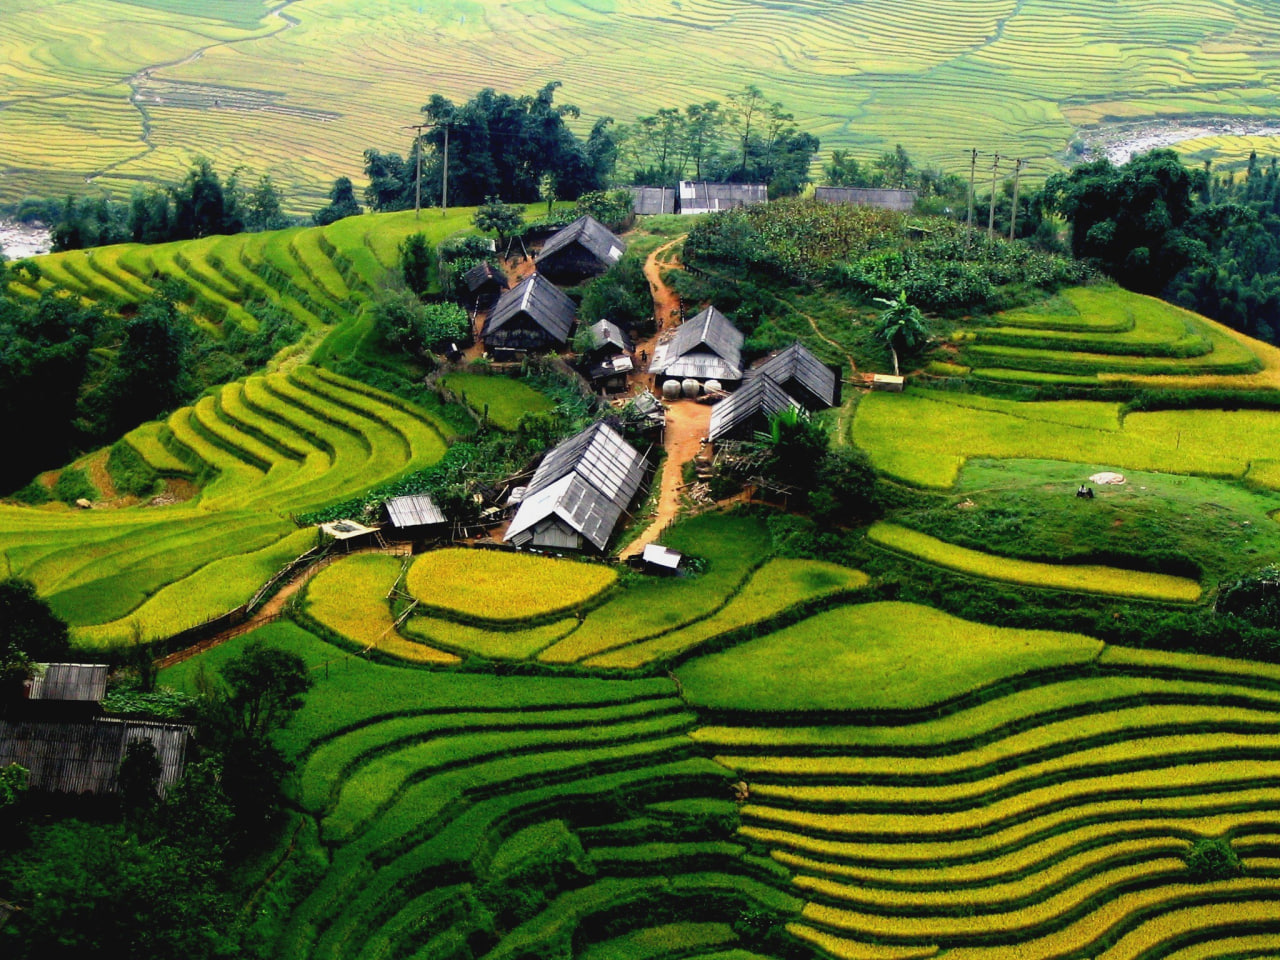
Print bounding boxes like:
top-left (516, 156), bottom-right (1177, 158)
top-left (537, 246), bottom-right (609, 285)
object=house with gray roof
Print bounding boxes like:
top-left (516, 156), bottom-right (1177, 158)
top-left (581, 319), bottom-right (635, 392)
top-left (505, 421), bottom-right (647, 552)
top-left (678, 181), bottom-right (768, 215)
top-left (385, 494), bottom-right (447, 537)
top-left (709, 373), bottom-right (800, 442)
top-left (815, 186), bottom-right (917, 212)
top-left (535, 215), bottom-right (627, 284)
top-left (649, 305), bottom-right (744, 388)
top-left (482, 274), bottom-right (576, 359)
top-left (462, 260), bottom-right (507, 311)
top-left (629, 186), bottom-right (676, 216)
top-left (746, 342), bottom-right (841, 410)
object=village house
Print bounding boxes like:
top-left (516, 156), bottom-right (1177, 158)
top-left (678, 181), bottom-right (768, 215)
top-left (628, 186), bottom-right (676, 216)
top-left (648, 305), bottom-right (744, 393)
top-left (708, 373), bottom-right (801, 441)
top-left (815, 186), bottom-right (918, 212)
top-left (505, 421), bottom-right (647, 552)
top-left (462, 260), bottom-right (508, 313)
top-left (580, 318), bottom-right (635, 393)
top-left (534, 215), bottom-right (627, 284)
top-left (482, 274), bottom-right (576, 360)
top-left (745, 341), bottom-right (841, 411)
top-left (384, 493), bottom-right (448, 541)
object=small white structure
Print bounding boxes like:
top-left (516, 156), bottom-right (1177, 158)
top-left (870, 374), bottom-right (905, 392)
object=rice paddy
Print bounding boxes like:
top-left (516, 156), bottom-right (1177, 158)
top-left (6, 1), bottom-right (1280, 208)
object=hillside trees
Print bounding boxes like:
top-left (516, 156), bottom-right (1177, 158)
top-left (0, 577), bottom-right (71, 702)
top-left (311, 176), bottom-right (362, 226)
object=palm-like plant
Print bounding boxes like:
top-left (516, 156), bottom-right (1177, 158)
top-left (873, 291), bottom-right (929, 376)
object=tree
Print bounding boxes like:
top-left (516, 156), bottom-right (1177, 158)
top-left (118, 738), bottom-right (162, 814)
top-left (170, 156), bottom-right (242, 239)
top-left (312, 176), bottom-right (361, 226)
top-left (1, 577), bottom-right (71, 700)
top-left (751, 406), bottom-right (830, 493)
top-left (216, 640), bottom-right (312, 739)
top-left (809, 447), bottom-right (880, 526)
top-left (539, 172), bottom-right (558, 214)
top-left (399, 232), bottom-right (433, 297)
top-left (244, 175), bottom-right (288, 231)
top-left (0, 762), bottom-right (27, 815)
top-left (473, 196), bottom-right (525, 252)
top-left (873, 291), bottom-right (929, 376)
top-left (1183, 837), bottom-right (1243, 881)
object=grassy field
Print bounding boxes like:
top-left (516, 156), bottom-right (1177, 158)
top-left (6, 1), bottom-right (1280, 207)
top-left (0, 365), bottom-right (449, 646)
top-left (439, 373), bottom-right (555, 431)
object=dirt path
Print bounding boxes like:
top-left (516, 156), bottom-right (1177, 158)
top-left (803, 311), bottom-right (859, 378)
top-left (630, 235), bottom-right (686, 388)
top-left (620, 400), bottom-right (711, 560)
top-left (155, 545), bottom-right (408, 669)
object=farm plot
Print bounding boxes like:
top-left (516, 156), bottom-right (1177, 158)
top-left (852, 388), bottom-right (1280, 489)
top-left (677, 625), bottom-right (1280, 959)
top-left (161, 622), bottom-right (802, 960)
top-left (0, 366), bottom-right (448, 646)
top-left (440, 373), bottom-right (556, 431)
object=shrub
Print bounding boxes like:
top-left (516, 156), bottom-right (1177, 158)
top-left (106, 439), bottom-right (160, 498)
top-left (51, 466), bottom-right (95, 505)
top-left (1183, 837), bottom-right (1243, 881)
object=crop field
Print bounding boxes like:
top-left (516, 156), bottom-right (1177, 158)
top-left (0, 365), bottom-right (448, 646)
top-left (6, 1), bottom-right (1280, 207)
top-left (678, 627), bottom-right (1280, 959)
top-left (439, 373), bottom-right (556, 431)
top-left (852, 387), bottom-right (1280, 489)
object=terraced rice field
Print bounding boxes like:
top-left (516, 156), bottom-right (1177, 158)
top-left (0, 365), bottom-right (450, 646)
top-left (683, 634), bottom-right (1280, 959)
top-left (956, 287), bottom-right (1265, 384)
top-left (853, 388), bottom-right (1280, 489)
top-left (5, 209), bottom-right (481, 338)
top-left (6, 1), bottom-right (1280, 207)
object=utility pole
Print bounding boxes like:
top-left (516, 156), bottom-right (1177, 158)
top-left (1008, 158), bottom-right (1022, 241)
top-left (966, 148), bottom-right (978, 230)
top-left (441, 121), bottom-right (449, 218)
top-left (987, 153), bottom-right (1001, 238)
top-left (403, 122), bottom-right (429, 219)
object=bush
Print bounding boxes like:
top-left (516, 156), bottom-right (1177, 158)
top-left (107, 439), bottom-right (160, 497)
top-left (51, 466), bottom-right (95, 505)
top-left (1183, 837), bottom-right (1243, 881)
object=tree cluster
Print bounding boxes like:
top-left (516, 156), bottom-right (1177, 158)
top-left (615, 86), bottom-right (820, 196)
top-left (49, 158), bottom-right (291, 252)
top-left (363, 82), bottom-right (615, 212)
top-left (1040, 148), bottom-right (1280, 342)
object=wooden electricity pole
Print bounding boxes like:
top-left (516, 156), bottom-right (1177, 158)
top-left (987, 154), bottom-right (1001, 238)
top-left (403, 122), bottom-right (429, 219)
top-left (966, 148), bottom-right (978, 230)
top-left (441, 121), bottom-right (449, 218)
top-left (1008, 159), bottom-right (1023, 240)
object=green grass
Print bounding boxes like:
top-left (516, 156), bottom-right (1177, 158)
top-left (867, 521), bottom-right (1203, 602)
top-left (439, 373), bottom-right (555, 431)
top-left (677, 601), bottom-right (1103, 712)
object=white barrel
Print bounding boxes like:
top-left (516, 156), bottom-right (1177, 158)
top-left (704, 379), bottom-right (722, 394)
top-left (681, 378), bottom-right (701, 398)
top-left (661, 379), bottom-right (682, 399)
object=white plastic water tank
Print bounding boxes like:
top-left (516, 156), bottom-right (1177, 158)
top-left (661, 379), bottom-right (682, 400)
top-left (704, 379), bottom-right (723, 394)
top-left (681, 378), bottom-right (701, 398)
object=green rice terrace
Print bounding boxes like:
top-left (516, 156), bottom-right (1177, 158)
top-left (7, 201), bottom-right (1280, 958)
top-left (5, 0), bottom-right (1280, 205)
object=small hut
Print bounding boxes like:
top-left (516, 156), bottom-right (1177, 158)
top-left (581, 319), bottom-right (635, 392)
top-left (746, 342), bottom-right (841, 411)
top-left (815, 186), bottom-right (918, 212)
top-left (25, 663), bottom-right (109, 704)
top-left (641, 543), bottom-right (683, 575)
top-left (384, 494), bottom-right (447, 540)
top-left (709, 374), bottom-right (800, 442)
top-left (505, 421), bottom-right (647, 552)
top-left (678, 181), bottom-right (768, 214)
top-left (649, 305), bottom-right (744, 391)
top-left (462, 261), bottom-right (508, 312)
top-left (535, 215), bottom-right (626, 284)
top-left (870, 374), bottom-right (905, 392)
top-left (482, 275), bottom-right (576, 360)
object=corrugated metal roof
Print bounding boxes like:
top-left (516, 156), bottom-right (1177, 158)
top-left (27, 663), bottom-right (109, 702)
top-left (386, 494), bottom-right (446, 528)
top-left (504, 421), bottom-right (646, 551)
top-left (0, 718), bottom-right (192, 796)
top-left (815, 186), bottom-right (918, 212)
top-left (536, 215), bottom-right (626, 267)
top-left (709, 374), bottom-right (800, 441)
top-left (643, 544), bottom-right (682, 569)
top-left (629, 186), bottom-right (676, 215)
top-left (746, 342), bottom-right (839, 409)
top-left (484, 275), bottom-right (576, 343)
top-left (649, 306), bottom-right (743, 379)
top-left (463, 261), bottom-right (507, 292)
top-left (678, 181), bottom-right (768, 213)
top-left (588, 319), bottom-right (632, 353)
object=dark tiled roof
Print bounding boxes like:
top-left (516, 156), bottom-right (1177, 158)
top-left (815, 186), bottom-right (918, 211)
top-left (746, 342), bottom-right (839, 409)
top-left (385, 494), bottom-right (446, 527)
top-left (484, 275), bottom-right (576, 343)
top-left (709, 374), bottom-right (800, 441)
top-left (649, 305), bottom-right (744, 380)
top-left (0, 717), bottom-right (193, 796)
top-left (27, 663), bottom-right (109, 702)
top-left (629, 186), bottom-right (676, 215)
top-left (536, 215), bottom-right (626, 267)
top-left (505, 421), bottom-right (646, 551)
top-left (463, 261), bottom-right (507, 292)
top-left (588, 319), bottom-right (632, 353)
